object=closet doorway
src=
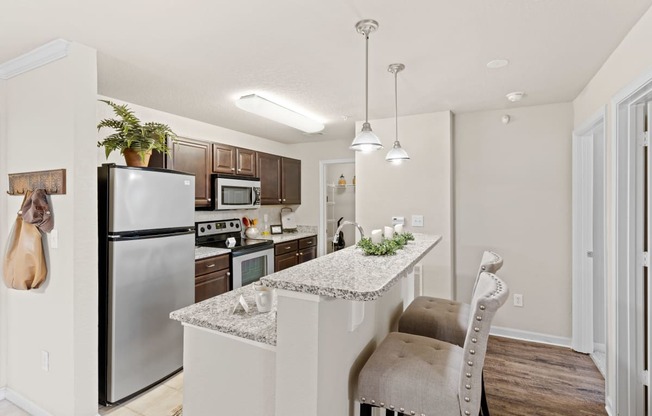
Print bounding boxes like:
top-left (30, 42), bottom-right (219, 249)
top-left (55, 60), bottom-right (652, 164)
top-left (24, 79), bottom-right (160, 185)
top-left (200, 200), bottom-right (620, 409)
top-left (318, 159), bottom-right (355, 256)
top-left (571, 109), bottom-right (607, 379)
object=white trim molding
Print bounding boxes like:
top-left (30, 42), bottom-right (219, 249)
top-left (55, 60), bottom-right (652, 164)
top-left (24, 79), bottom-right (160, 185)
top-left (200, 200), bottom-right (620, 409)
top-left (0, 39), bottom-right (70, 80)
top-left (0, 387), bottom-right (5, 400)
top-left (611, 68), bottom-right (652, 416)
top-left (490, 326), bottom-right (572, 348)
top-left (605, 397), bottom-right (614, 416)
top-left (5, 388), bottom-right (53, 416)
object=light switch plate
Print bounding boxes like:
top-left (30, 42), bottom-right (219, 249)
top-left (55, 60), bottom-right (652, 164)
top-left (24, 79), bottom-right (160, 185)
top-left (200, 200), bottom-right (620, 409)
top-left (392, 216), bottom-right (405, 225)
top-left (411, 215), bottom-right (424, 227)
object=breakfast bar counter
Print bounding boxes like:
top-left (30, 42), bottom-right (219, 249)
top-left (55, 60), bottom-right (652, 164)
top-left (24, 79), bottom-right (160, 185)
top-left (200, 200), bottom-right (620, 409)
top-left (171, 233), bottom-right (441, 416)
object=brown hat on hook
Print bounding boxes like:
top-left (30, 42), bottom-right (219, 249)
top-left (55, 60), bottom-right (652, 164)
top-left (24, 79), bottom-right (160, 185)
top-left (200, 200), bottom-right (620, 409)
top-left (21, 189), bottom-right (54, 233)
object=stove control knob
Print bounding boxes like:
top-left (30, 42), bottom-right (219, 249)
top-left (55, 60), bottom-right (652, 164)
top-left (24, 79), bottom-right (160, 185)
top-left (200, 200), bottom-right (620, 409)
top-left (200, 227), bottom-right (205, 233)
top-left (229, 222), bottom-right (234, 227)
top-left (235, 223), bottom-right (239, 228)
top-left (207, 224), bottom-right (212, 230)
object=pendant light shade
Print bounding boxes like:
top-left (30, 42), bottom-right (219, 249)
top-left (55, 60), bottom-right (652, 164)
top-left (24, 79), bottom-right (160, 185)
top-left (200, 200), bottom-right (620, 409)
top-left (350, 19), bottom-right (383, 152)
top-left (386, 63), bottom-right (410, 164)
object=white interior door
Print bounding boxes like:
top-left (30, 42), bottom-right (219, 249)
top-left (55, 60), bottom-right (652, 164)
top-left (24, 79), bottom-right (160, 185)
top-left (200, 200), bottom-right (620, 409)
top-left (572, 133), bottom-right (594, 353)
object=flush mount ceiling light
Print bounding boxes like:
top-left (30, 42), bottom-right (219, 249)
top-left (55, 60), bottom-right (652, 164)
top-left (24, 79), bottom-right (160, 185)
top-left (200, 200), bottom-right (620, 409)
top-left (486, 59), bottom-right (509, 69)
top-left (350, 19), bottom-right (383, 153)
top-left (506, 91), bottom-right (525, 102)
top-left (386, 63), bottom-right (410, 164)
top-left (235, 94), bottom-right (325, 133)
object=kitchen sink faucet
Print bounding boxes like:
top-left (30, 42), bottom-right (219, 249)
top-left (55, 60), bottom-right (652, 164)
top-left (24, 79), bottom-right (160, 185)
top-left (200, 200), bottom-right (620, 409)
top-left (333, 221), bottom-right (365, 245)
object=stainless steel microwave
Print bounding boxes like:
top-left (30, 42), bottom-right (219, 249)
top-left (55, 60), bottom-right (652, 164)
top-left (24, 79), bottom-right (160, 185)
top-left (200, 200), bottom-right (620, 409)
top-left (212, 174), bottom-right (261, 210)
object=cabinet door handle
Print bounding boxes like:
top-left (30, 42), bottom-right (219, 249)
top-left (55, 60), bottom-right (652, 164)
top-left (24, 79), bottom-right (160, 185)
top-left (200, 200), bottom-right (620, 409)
top-left (231, 168), bottom-right (235, 171)
top-left (296, 253), bottom-right (299, 256)
top-left (299, 252), bottom-right (303, 255)
top-left (238, 169), bottom-right (241, 172)
top-left (206, 264), bottom-right (216, 268)
top-left (283, 198), bottom-right (286, 202)
top-left (285, 246), bottom-right (292, 250)
top-left (278, 199), bottom-right (282, 202)
top-left (226, 272), bottom-right (231, 276)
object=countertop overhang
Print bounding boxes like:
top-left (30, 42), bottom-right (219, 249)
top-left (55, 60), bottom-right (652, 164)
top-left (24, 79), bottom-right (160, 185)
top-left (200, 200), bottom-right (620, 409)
top-left (173, 233), bottom-right (441, 345)
top-left (260, 233), bottom-right (441, 301)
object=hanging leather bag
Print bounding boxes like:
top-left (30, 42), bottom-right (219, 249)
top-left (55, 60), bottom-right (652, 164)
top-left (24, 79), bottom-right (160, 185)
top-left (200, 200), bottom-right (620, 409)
top-left (3, 191), bottom-right (48, 290)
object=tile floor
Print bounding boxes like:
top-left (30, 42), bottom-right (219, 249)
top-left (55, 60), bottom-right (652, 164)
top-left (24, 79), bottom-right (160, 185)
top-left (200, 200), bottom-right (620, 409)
top-left (99, 372), bottom-right (183, 416)
top-left (0, 372), bottom-right (183, 416)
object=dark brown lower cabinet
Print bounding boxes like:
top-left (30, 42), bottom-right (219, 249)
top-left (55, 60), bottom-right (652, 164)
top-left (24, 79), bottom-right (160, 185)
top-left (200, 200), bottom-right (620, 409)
top-left (195, 254), bottom-right (230, 303)
top-left (274, 235), bottom-right (317, 272)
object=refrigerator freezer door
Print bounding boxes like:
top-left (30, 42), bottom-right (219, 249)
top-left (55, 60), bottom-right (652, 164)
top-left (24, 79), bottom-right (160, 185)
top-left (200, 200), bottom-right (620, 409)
top-left (107, 232), bottom-right (194, 403)
top-left (109, 167), bottom-right (195, 233)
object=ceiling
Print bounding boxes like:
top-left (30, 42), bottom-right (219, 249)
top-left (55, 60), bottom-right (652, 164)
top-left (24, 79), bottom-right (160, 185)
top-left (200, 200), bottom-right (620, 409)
top-left (1, 0), bottom-right (651, 144)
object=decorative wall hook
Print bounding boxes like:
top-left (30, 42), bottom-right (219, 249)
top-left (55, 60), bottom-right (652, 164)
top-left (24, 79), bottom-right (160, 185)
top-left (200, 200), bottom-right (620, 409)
top-left (6, 169), bottom-right (66, 196)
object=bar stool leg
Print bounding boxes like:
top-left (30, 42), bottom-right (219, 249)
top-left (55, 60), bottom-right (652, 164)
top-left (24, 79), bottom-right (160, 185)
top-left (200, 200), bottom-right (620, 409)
top-left (360, 403), bottom-right (373, 416)
top-left (481, 372), bottom-right (490, 416)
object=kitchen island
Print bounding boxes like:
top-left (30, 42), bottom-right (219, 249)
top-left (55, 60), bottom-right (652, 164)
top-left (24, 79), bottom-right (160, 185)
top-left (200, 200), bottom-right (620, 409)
top-left (171, 233), bottom-right (441, 416)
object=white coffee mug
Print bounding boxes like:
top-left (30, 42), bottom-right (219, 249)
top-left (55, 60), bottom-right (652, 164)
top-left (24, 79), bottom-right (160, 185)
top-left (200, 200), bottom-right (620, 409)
top-left (254, 284), bottom-right (273, 313)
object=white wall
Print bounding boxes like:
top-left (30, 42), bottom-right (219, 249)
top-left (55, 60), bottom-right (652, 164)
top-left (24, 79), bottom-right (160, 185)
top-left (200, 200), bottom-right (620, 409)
top-left (0, 75), bottom-right (7, 392)
top-left (355, 112), bottom-right (454, 298)
top-left (1, 43), bottom-right (98, 415)
top-left (455, 103), bottom-right (573, 338)
top-left (572, 4), bottom-right (652, 409)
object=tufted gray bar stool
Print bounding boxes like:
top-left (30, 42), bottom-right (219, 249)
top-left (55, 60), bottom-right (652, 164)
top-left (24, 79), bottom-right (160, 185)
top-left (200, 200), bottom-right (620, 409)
top-left (357, 272), bottom-right (508, 416)
top-left (398, 251), bottom-right (503, 346)
top-left (397, 251), bottom-right (503, 415)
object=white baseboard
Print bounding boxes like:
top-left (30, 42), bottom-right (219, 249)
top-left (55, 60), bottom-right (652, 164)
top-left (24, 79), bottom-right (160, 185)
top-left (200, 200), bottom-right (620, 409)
top-left (594, 342), bottom-right (606, 353)
top-left (5, 388), bottom-right (53, 416)
top-left (490, 326), bottom-right (572, 348)
top-left (0, 387), bottom-right (5, 400)
top-left (605, 396), bottom-right (614, 416)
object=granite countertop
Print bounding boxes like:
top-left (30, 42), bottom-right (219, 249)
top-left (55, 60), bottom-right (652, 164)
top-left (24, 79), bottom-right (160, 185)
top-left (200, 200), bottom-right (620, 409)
top-left (170, 284), bottom-right (277, 346)
top-left (267, 232), bottom-right (317, 244)
top-left (173, 233), bottom-right (439, 345)
top-left (261, 233), bottom-right (441, 301)
top-left (195, 246), bottom-right (231, 260)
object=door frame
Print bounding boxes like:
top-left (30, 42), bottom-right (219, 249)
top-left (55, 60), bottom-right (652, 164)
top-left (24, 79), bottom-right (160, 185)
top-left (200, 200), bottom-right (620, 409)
top-left (318, 158), bottom-right (355, 257)
top-left (571, 107), bottom-right (607, 356)
top-left (612, 67), bottom-right (652, 416)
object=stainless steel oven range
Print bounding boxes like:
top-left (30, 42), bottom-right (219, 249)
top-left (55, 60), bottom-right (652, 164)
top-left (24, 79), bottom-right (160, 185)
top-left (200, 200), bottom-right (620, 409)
top-left (195, 219), bottom-right (274, 288)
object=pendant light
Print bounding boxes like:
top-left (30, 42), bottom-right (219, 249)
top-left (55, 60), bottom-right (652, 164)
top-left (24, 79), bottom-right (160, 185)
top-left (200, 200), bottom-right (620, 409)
top-left (350, 19), bottom-right (383, 153)
top-left (385, 63), bottom-right (410, 164)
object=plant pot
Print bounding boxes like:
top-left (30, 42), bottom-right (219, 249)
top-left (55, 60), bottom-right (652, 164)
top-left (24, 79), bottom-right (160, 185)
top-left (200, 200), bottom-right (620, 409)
top-left (123, 148), bottom-right (152, 167)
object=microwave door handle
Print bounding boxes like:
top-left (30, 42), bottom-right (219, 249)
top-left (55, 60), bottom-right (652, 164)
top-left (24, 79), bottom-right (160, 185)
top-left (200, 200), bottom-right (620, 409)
top-left (252, 187), bottom-right (256, 205)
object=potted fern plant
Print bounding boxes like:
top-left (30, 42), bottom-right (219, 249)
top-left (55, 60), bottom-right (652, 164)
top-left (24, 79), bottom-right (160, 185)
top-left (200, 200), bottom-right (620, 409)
top-left (97, 100), bottom-right (177, 167)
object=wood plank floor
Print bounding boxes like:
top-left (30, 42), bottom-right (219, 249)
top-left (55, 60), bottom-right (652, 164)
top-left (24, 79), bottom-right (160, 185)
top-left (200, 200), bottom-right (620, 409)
top-left (484, 336), bottom-right (607, 416)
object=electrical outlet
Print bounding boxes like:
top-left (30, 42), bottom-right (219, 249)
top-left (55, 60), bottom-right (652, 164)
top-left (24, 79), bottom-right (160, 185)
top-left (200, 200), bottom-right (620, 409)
top-left (41, 350), bottom-right (49, 372)
top-left (392, 216), bottom-right (405, 225)
top-left (513, 294), bottom-right (524, 307)
top-left (411, 215), bottom-right (424, 227)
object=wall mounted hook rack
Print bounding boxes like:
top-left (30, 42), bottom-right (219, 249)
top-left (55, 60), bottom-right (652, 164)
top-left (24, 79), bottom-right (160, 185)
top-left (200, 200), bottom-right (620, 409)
top-left (6, 168), bottom-right (66, 195)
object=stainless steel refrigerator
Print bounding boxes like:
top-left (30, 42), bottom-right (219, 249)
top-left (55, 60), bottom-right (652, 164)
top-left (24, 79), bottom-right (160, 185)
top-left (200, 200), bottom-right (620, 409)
top-left (98, 164), bottom-right (195, 405)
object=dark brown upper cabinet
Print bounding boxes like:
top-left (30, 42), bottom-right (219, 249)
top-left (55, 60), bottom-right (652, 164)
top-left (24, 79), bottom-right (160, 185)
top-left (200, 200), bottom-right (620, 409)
top-left (281, 157), bottom-right (301, 205)
top-left (257, 152), bottom-right (282, 204)
top-left (257, 153), bottom-right (301, 205)
top-left (212, 143), bottom-right (256, 177)
top-left (168, 137), bottom-right (212, 208)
